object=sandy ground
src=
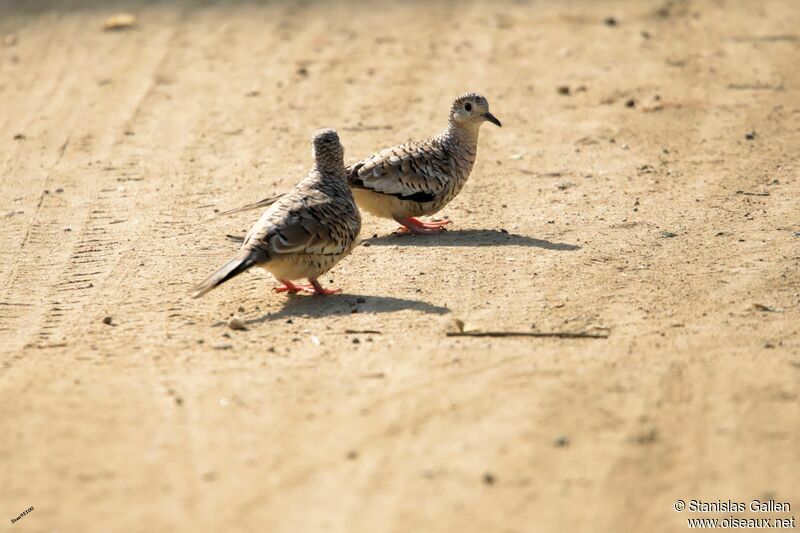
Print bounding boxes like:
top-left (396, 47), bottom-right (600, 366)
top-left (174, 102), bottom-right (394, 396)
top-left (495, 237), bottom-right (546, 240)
top-left (1, 0), bottom-right (799, 531)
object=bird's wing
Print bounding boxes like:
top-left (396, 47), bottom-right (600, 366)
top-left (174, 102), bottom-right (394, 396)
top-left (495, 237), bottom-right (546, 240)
top-left (217, 194), bottom-right (284, 216)
top-left (348, 141), bottom-right (451, 202)
top-left (245, 188), bottom-right (355, 258)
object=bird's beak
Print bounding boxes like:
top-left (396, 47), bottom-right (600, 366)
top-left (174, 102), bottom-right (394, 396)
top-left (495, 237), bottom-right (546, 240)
top-left (483, 112), bottom-right (502, 127)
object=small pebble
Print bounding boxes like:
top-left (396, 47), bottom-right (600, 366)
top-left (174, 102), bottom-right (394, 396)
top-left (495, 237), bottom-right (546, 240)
top-left (103, 13), bottom-right (136, 31)
top-left (554, 436), bottom-right (570, 447)
top-left (482, 472), bottom-right (496, 485)
top-left (557, 85), bottom-right (571, 95)
top-left (604, 16), bottom-right (618, 26)
top-left (356, 297), bottom-right (366, 304)
top-left (745, 131), bottom-right (756, 140)
top-left (228, 317), bottom-right (247, 331)
top-left (625, 99), bottom-right (636, 108)
top-left (102, 316), bottom-right (113, 325)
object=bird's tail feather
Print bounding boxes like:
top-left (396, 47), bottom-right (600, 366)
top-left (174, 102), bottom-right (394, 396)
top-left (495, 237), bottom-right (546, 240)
top-left (217, 194), bottom-right (283, 216)
top-left (190, 251), bottom-right (261, 298)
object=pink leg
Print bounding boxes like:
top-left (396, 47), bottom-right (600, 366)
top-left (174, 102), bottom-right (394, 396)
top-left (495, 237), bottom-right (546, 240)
top-left (309, 278), bottom-right (341, 296)
top-left (274, 279), bottom-right (315, 293)
top-left (393, 217), bottom-right (451, 235)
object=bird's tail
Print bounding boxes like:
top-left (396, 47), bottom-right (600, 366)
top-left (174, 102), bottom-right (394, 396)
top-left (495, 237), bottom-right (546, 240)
top-left (345, 163), bottom-right (363, 186)
top-left (190, 250), bottom-right (262, 299)
top-left (217, 194), bottom-right (283, 216)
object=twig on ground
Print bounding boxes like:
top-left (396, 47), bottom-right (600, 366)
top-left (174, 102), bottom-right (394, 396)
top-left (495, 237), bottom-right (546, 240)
top-left (446, 331), bottom-right (608, 339)
top-left (639, 101), bottom-right (684, 113)
top-left (753, 303), bottom-right (783, 313)
top-left (727, 83), bottom-right (784, 91)
top-left (729, 35), bottom-right (797, 43)
top-left (736, 190), bottom-right (770, 197)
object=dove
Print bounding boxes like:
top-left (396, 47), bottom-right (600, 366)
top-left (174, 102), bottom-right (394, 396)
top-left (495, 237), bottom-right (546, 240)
top-left (191, 128), bottom-right (360, 298)
top-left (347, 92), bottom-right (501, 234)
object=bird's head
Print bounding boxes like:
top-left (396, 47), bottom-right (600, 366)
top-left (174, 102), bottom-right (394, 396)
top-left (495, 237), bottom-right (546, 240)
top-left (449, 92), bottom-right (502, 129)
top-left (311, 128), bottom-right (345, 172)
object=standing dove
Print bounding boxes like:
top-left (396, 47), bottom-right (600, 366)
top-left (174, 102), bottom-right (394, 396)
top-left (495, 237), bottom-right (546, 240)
top-left (217, 93), bottom-right (501, 235)
top-left (348, 92), bottom-right (501, 234)
top-left (191, 128), bottom-right (360, 298)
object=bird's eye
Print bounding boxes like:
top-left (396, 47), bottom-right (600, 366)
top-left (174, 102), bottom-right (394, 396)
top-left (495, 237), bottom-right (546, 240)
top-left (464, 102), bottom-right (473, 112)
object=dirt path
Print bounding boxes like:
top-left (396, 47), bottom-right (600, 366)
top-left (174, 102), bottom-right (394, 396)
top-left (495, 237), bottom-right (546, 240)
top-left (1, 1), bottom-right (799, 531)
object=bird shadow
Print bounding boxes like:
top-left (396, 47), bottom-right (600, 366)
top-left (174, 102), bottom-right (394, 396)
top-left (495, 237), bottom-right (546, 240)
top-left (363, 229), bottom-right (581, 250)
top-left (245, 293), bottom-right (450, 325)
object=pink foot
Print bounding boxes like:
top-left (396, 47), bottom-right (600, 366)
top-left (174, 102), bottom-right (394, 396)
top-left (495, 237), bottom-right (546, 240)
top-left (309, 278), bottom-right (341, 296)
top-left (394, 217), bottom-right (451, 235)
top-left (274, 279), bottom-right (340, 295)
top-left (274, 280), bottom-right (315, 294)
top-left (418, 219), bottom-right (452, 227)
